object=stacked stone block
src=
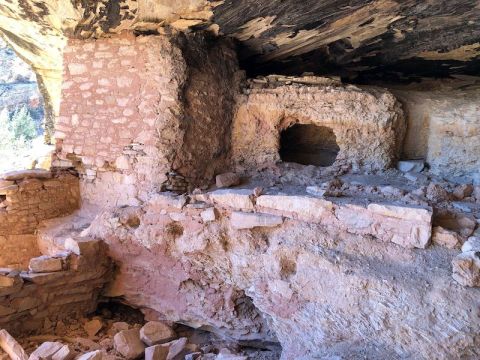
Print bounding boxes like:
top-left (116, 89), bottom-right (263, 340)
top-left (0, 238), bottom-right (112, 335)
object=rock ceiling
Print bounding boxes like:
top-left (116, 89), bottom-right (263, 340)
top-left (0, 0), bottom-right (479, 81)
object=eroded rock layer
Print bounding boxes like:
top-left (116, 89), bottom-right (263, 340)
top-left (0, 6), bottom-right (479, 358)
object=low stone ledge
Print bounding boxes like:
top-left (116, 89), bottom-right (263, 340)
top-left (236, 191), bottom-right (432, 249)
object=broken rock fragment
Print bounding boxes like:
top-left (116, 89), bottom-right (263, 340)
top-left (113, 329), bottom-right (145, 359)
top-left (144, 345), bottom-right (169, 360)
top-left (0, 329), bottom-right (28, 360)
top-left (462, 237), bottom-right (480, 253)
top-left (216, 348), bottom-right (248, 360)
top-left (432, 227), bottom-right (462, 249)
top-left (51, 345), bottom-right (75, 360)
top-left (29, 341), bottom-right (64, 360)
top-left (84, 318), bottom-right (104, 338)
top-left (216, 172), bottom-right (241, 188)
top-left (165, 337), bottom-right (188, 360)
top-left (76, 350), bottom-right (103, 360)
top-left (29, 256), bottom-right (63, 273)
top-left (200, 207), bottom-right (217, 223)
top-left (452, 251), bottom-right (480, 287)
top-left (452, 184), bottom-right (474, 200)
top-left (230, 212), bottom-right (283, 230)
top-left (140, 321), bottom-right (176, 346)
top-left (397, 160), bottom-right (424, 173)
top-left (0, 269), bottom-right (22, 287)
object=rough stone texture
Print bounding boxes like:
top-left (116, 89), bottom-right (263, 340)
top-left (0, 171), bottom-right (80, 269)
top-left (216, 173), bottom-right (241, 189)
top-left (54, 32), bottom-right (241, 206)
top-left (28, 255), bottom-right (63, 273)
top-left (29, 341), bottom-right (64, 360)
top-left (0, 239), bottom-right (112, 336)
top-left (452, 251), bottom-right (480, 287)
top-left (0, 171), bottom-right (79, 236)
top-left (462, 237), bottom-right (480, 253)
top-left (76, 350), bottom-right (102, 360)
top-left (232, 79), bottom-right (405, 172)
top-left (391, 81), bottom-right (480, 183)
top-left (113, 329), bottom-right (145, 359)
top-left (432, 227), bottom-right (462, 249)
top-left (140, 322), bottom-right (176, 346)
top-left (54, 185), bottom-right (480, 359)
top-left (0, 329), bottom-right (28, 360)
top-left (0, 24), bottom-right (477, 360)
top-left (230, 212), bottom-right (283, 230)
top-left (144, 345), bottom-right (169, 360)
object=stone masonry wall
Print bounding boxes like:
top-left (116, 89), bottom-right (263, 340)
top-left (0, 238), bottom-right (112, 336)
top-left (232, 77), bottom-right (405, 172)
top-left (0, 170), bottom-right (80, 269)
top-left (54, 32), bottom-right (241, 207)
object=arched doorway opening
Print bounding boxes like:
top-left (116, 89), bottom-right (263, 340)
top-left (279, 124), bottom-right (339, 167)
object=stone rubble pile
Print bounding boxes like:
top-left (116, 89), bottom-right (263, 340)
top-left (0, 238), bottom-right (112, 335)
top-left (0, 317), bottom-right (266, 360)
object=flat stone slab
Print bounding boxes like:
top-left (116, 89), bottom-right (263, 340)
top-left (208, 189), bottom-right (255, 211)
top-left (231, 212), bottom-right (283, 229)
top-left (1, 169), bottom-right (52, 181)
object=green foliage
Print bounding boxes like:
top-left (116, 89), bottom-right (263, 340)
top-left (10, 105), bottom-right (37, 142)
top-left (0, 107), bottom-right (14, 148)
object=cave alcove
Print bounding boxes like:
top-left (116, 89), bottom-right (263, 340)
top-left (279, 124), bottom-right (340, 167)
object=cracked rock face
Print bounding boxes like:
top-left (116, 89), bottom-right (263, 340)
top-left (0, 0), bottom-right (478, 139)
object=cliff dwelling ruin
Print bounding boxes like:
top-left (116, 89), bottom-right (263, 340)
top-left (0, 1), bottom-right (479, 360)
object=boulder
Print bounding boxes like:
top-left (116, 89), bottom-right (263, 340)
top-left (84, 319), bottom-right (103, 338)
top-left (216, 173), bottom-right (241, 188)
top-left (432, 227), bottom-right (462, 249)
top-left (113, 329), bottom-right (145, 359)
top-left (51, 345), bottom-right (75, 360)
top-left (144, 345), bottom-right (169, 360)
top-left (462, 237), bottom-right (480, 253)
top-left (0, 330), bottom-right (28, 360)
top-left (140, 322), bottom-right (176, 347)
top-left (29, 342), bottom-right (64, 360)
top-left (397, 160), bottom-right (424, 173)
top-left (452, 251), bottom-right (480, 287)
top-left (230, 212), bottom-right (283, 230)
top-left (29, 256), bottom-right (63, 273)
top-left (107, 322), bottom-right (130, 336)
top-left (165, 338), bottom-right (187, 360)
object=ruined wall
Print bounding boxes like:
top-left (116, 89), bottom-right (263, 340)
top-left (0, 238), bottom-right (112, 336)
top-left (0, 170), bottom-right (79, 268)
top-left (392, 83), bottom-right (480, 183)
top-left (66, 187), bottom-right (480, 359)
top-left (232, 77), bottom-right (405, 172)
top-left (54, 32), bottom-right (241, 207)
